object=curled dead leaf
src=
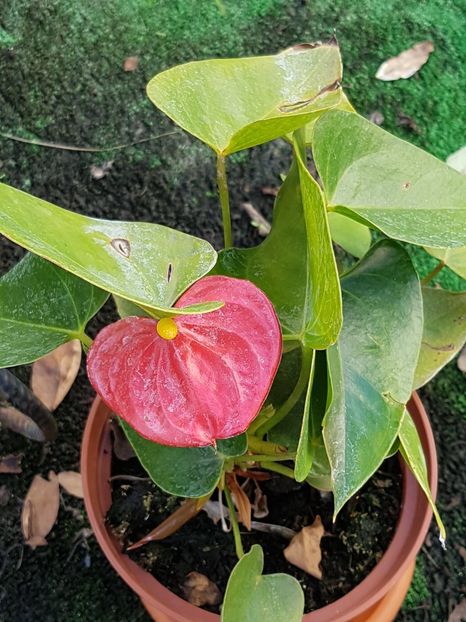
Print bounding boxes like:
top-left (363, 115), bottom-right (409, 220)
top-left (227, 473), bottom-right (252, 530)
top-left (123, 56), bottom-right (139, 72)
top-left (183, 571), bottom-right (222, 607)
top-left (110, 419), bottom-right (136, 460)
top-left (376, 41), bottom-right (434, 81)
top-left (58, 471), bottom-right (84, 498)
top-left (252, 484), bottom-right (269, 519)
top-left (0, 453), bottom-right (22, 474)
top-left (31, 340), bottom-right (81, 410)
top-left (283, 515), bottom-right (325, 579)
top-left (21, 471), bottom-right (60, 549)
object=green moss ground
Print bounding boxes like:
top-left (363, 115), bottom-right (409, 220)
top-left (1, 1), bottom-right (465, 620)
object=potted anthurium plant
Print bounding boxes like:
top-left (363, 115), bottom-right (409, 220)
top-left (1, 42), bottom-right (466, 622)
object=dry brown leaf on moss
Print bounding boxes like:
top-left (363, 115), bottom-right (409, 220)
top-left (21, 471), bottom-right (60, 549)
top-left (457, 345), bottom-right (466, 373)
top-left (283, 515), bottom-right (325, 579)
top-left (123, 56), bottom-right (139, 72)
top-left (0, 453), bottom-right (22, 474)
top-left (376, 41), bottom-right (434, 81)
top-left (58, 471), bottom-right (84, 498)
top-left (183, 571), bottom-right (222, 607)
top-left (448, 599), bottom-right (466, 622)
top-left (31, 340), bottom-right (81, 410)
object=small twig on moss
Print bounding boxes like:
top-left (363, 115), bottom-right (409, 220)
top-left (421, 260), bottom-right (446, 285)
top-left (0, 130), bottom-right (178, 153)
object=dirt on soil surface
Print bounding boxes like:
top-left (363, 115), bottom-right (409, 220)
top-left (1, 1), bottom-right (465, 621)
top-left (108, 445), bottom-right (402, 614)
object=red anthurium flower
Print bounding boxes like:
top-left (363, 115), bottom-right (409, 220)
top-left (87, 276), bottom-right (281, 447)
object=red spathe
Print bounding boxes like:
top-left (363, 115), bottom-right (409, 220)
top-left (87, 276), bottom-right (281, 447)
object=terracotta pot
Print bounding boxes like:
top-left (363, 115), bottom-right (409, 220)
top-left (81, 393), bottom-right (437, 622)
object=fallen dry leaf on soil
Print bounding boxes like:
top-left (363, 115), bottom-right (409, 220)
top-left (123, 56), bottom-right (139, 72)
top-left (90, 160), bottom-right (114, 180)
top-left (261, 186), bottom-right (279, 197)
top-left (21, 471), bottom-right (60, 549)
top-left (376, 41), bottom-right (434, 81)
top-left (458, 345), bottom-right (466, 373)
top-left (58, 471), bottom-right (84, 498)
top-left (0, 453), bottom-right (22, 474)
top-left (0, 484), bottom-right (10, 506)
top-left (241, 202), bottom-right (271, 237)
top-left (183, 571), bottom-right (222, 607)
top-left (448, 599), bottom-right (466, 622)
top-left (283, 515), bottom-right (325, 579)
top-left (31, 340), bottom-right (81, 410)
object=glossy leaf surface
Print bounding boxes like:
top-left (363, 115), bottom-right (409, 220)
top-left (328, 212), bottom-right (372, 259)
top-left (121, 419), bottom-right (246, 497)
top-left (88, 276), bottom-right (281, 447)
top-left (221, 545), bottom-right (304, 622)
top-left (148, 44), bottom-right (342, 155)
top-left (313, 111), bottom-right (466, 247)
top-left (424, 246), bottom-right (466, 280)
top-left (0, 254), bottom-right (107, 367)
top-left (399, 410), bottom-right (445, 541)
top-left (414, 287), bottom-right (466, 389)
top-left (216, 138), bottom-right (341, 349)
top-left (323, 241), bottom-right (423, 514)
top-left (0, 183), bottom-right (218, 316)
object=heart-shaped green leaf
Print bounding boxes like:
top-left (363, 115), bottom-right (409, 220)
top-left (328, 212), bottom-right (372, 259)
top-left (121, 419), bottom-right (246, 498)
top-left (414, 287), bottom-right (466, 389)
top-left (0, 183), bottom-right (218, 317)
top-left (0, 253), bottom-right (107, 367)
top-left (424, 246), bottom-right (466, 280)
top-left (313, 111), bottom-right (466, 248)
top-left (148, 43), bottom-right (343, 155)
top-left (221, 545), bottom-right (304, 622)
top-left (323, 240), bottom-right (423, 515)
top-left (215, 135), bottom-right (341, 349)
top-left (399, 410), bottom-right (445, 542)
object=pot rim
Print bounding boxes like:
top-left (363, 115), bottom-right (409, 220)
top-left (81, 392), bottom-right (437, 622)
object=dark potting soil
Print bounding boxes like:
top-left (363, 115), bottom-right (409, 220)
top-left (107, 433), bottom-right (402, 615)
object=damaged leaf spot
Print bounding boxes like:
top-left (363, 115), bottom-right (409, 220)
top-left (402, 181), bottom-right (411, 191)
top-left (279, 79), bottom-right (341, 113)
top-left (422, 341), bottom-right (455, 352)
top-left (111, 238), bottom-right (131, 258)
top-left (167, 263), bottom-right (173, 283)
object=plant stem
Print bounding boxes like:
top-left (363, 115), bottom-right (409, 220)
top-left (421, 260), bottom-right (446, 285)
top-left (255, 346), bottom-right (312, 437)
top-left (235, 452), bottom-right (296, 465)
top-left (259, 462), bottom-right (296, 479)
top-left (216, 154), bottom-right (232, 248)
top-left (79, 333), bottom-right (93, 352)
top-left (224, 485), bottom-right (244, 559)
top-left (247, 435), bottom-right (286, 455)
